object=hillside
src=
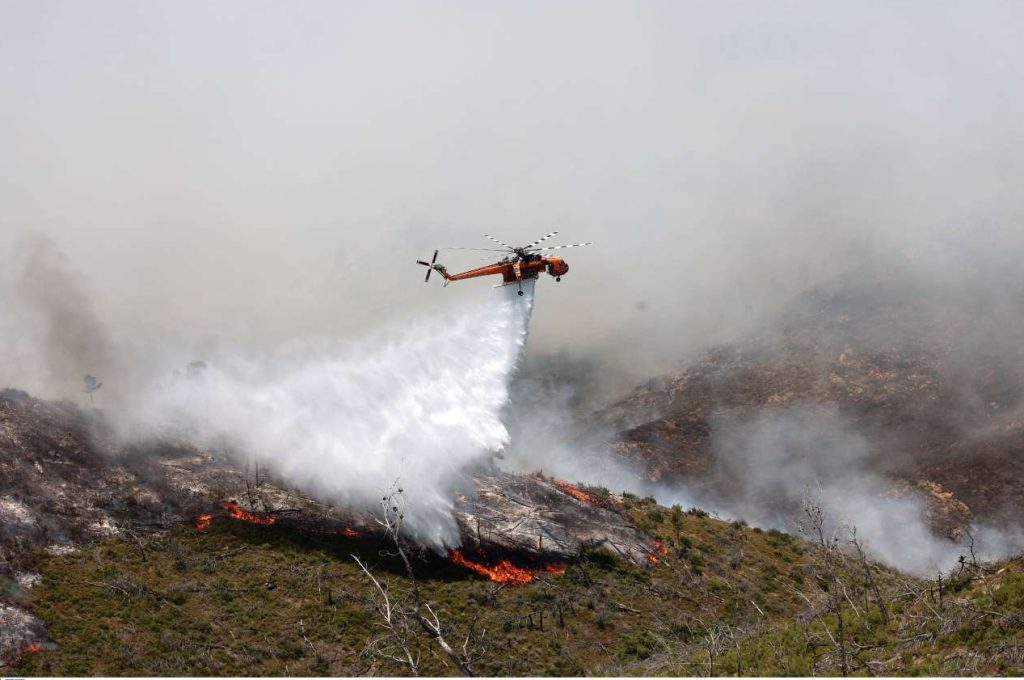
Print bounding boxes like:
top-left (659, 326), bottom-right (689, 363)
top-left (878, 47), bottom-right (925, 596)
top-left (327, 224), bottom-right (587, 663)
top-left (0, 394), bottom-right (1022, 675)
top-left (0, 391), bottom-right (662, 672)
top-left (7, 482), bottom-right (1024, 676)
top-left (592, 264), bottom-right (1024, 543)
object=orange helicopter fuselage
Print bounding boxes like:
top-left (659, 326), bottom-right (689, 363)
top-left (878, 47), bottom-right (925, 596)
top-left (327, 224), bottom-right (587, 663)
top-left (439, 256), bottom-right (569, 284)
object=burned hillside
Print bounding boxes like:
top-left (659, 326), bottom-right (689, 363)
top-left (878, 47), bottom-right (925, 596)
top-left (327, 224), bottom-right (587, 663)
top-left (0, 389), bottom-right (656, 563)
top-left (0, 389), bottom-right (659, 666)
top-left (3, 380), bottom-right (1024, 676)
top-left (591, 262), bottom-right (1024, 544)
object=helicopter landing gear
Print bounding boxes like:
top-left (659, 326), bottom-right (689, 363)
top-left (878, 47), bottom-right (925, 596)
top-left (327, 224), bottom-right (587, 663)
top-left (518, 290), bottom-right (524, 296)
top-left (555, 277), bottom-right (561, 282)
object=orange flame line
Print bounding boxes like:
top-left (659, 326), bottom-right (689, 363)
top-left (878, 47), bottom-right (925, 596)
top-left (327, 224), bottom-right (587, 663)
top-left (448, 549), bottom-right (564, 585)
top-left (553, 479), bottom-right (600, 504)
top-left (222, 500), bottom-right (277, 525)
top-left (195, 505), bottom-right (361, 538)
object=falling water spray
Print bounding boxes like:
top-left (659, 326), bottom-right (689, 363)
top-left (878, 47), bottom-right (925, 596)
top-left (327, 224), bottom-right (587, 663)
top-left (143, 280), bottom-right (537, 548)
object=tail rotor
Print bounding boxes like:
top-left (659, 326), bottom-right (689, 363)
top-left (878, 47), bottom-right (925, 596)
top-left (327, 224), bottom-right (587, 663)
top-left (416, 249), bottom-right (440, 282)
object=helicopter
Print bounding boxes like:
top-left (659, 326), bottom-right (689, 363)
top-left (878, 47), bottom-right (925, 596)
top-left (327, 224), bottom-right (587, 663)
top-left (416, 231), bottom-right (591, 296)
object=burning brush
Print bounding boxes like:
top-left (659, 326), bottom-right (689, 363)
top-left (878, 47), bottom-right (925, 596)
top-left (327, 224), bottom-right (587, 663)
top-left (223, 499), bottom-right (277, 525)
top-left (190, 500), bottom-right (277, 528)
top-left (645, 541), bottom-right (670, 564)
top-left (192, 500), bottom-right (360, 536)
top-left (18, 641), bottom-right (56, 659)
top-left (553, 479), bottom-right (603, 505)
top-left (448, 548), bottom-right (567, 585)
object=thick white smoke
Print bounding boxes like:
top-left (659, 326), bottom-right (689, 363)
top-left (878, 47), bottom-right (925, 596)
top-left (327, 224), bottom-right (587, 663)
top-left (705, 406), bottom-right (1011, 575)
top-left (137, 279), bottom-right (536, 549)
top-left (503, 380), bottom-right (1024, 576)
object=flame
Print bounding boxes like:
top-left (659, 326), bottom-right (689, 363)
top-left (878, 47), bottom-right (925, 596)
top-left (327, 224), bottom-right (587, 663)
top-left (449, 548), bottom-right (564, 585)
top-left (300, 524), bottom-right (362, 538)
top-left (645, 542), bottom-right (669, 564)
top-left (23, 643), bottom-right (43, 654)
top-left (544, 563), bottom-right (568, 576)
top-left (194, 505), bottom-right (360, 537)
top-left (222, 499), bottom-right (277, 525)
top-left (553, 479), bottom-right (601, 504)
top-left (307, 525), bottom-right (362, 537)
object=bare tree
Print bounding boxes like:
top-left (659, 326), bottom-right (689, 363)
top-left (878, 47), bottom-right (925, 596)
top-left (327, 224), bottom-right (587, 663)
top-left (355, 484), bottom-right (479, 676)
top-left (849, 527), bottom-right (889, 626)
top-left (799, 492), bottom-right (849, 677)
top-left (696, 619), bottom-right (735, 677)
top-left (353, 554), bottom-right (421, 674)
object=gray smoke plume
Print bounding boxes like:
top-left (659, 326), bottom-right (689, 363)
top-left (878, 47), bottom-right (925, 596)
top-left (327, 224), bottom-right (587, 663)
top-left (0, 237), bottom-right (116, 400)
top-left (706, 405), bottom-right (1024, 574)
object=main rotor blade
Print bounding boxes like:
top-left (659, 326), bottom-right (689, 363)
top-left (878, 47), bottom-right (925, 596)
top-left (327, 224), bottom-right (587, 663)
top-left (526, 231), bottom-right (559, 249)
top-left (483, 234), bottom-right (514, 250)
top-left (442, 247), bottom-right (511, 252)
top-left (530, 242), bottom-right (593, 252)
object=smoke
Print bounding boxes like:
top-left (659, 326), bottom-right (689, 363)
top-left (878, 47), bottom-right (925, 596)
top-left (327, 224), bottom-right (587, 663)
top-left (501, 352), bottom-right (700, 509)
top-left (4, 2), bottom-right (1024, 388)
top-left (705, 405), bottom-right (1024, 575)
top-left (0, 237), bottom-right (117, 399)
top-left (131, 279), bottom-right (535, 549)
top-left (504, 373), bottom-right (1024, 574)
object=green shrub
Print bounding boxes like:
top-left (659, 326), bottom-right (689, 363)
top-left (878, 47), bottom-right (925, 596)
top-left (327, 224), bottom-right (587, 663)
top-left (645, 508), bottom-right (665, 525)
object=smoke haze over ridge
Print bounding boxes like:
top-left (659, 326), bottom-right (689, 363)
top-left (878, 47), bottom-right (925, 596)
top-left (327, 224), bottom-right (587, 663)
top-left (4, 1), bottom-right (1024, 396)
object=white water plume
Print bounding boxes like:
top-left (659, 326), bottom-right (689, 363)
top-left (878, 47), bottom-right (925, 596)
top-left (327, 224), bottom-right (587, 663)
top-left (143, 280), bottom-right (536, 548)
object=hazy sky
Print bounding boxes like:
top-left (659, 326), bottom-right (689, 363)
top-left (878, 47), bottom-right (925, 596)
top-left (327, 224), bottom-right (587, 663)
top-left (3, 1), bottom-right (1024, 396)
